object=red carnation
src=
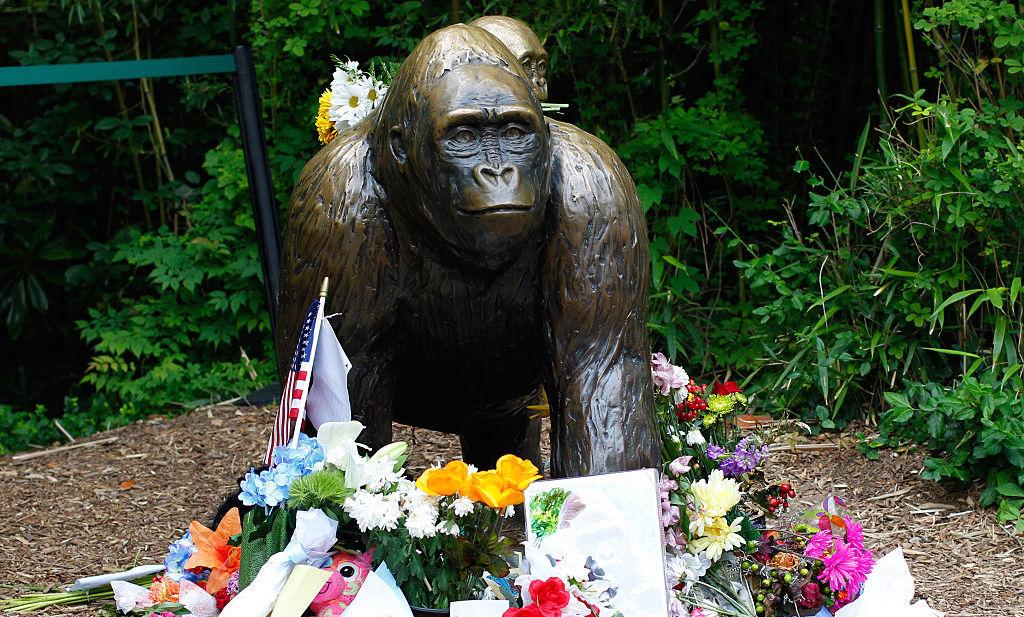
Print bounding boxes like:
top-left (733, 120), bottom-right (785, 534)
top-left (529, 577), bottom-right (571, 617)
top-left (713, 381), bottom-right (742, 395)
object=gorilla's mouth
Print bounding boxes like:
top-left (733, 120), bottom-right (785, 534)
top-left (458, 203), bottom-right (533, 215)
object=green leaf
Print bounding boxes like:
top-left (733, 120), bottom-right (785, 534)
top-left (930, 288), bottom-right (982, 320)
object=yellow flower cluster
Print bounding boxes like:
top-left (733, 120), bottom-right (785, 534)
top-left (315, 88), bottom-right (338, 145)
top-left (416, 454), bottom-right (542, 510)
top-left (687, 469), bottom-right (745, 560)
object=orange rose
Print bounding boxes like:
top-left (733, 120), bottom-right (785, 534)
top-left (416, 460), bottom-right (471, 497)
top-left (467, 470), bottom-right (524, 509)
top-left (770, 552), bottom-right (799, 570)
top-left (495, 454), bottom-right (542, 490)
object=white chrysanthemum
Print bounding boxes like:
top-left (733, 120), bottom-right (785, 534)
top-left (404, 507), bottom-right (438, 539)
top-left (343, 490), bottom-right (401, 532)
top-left (665, 551), bottom-right (710, 593)
top-left (450, 496), bottom-right (474, 517)
top-left (503, 505), bottom-right (516, 518)
top-left (686, 427), bottom-right (706, 446)
top-left (436, 520), bottom-right (460, 536)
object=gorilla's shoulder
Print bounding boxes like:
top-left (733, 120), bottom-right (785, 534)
top-left (548, 119), bottom-right (638, 219)
top-left (290, 121), bottom-right (386, 223)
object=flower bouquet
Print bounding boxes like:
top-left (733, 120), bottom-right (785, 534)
top-left (651, 352), bottom-right (876, 616)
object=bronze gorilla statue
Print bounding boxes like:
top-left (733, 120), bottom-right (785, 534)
top-left (469, 16), bottom-right (549, 101)
top-left (276, 24), bottom-right (657, 476)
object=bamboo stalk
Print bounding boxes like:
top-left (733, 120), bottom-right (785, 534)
top-left (873, 0), bottom-right (888, 103)
top-left (899, 0), bottom-right (927, 146)
top-left (899, 0), bottom-right (920, 94)
top-left (892, 0), bottom-right (911, 96)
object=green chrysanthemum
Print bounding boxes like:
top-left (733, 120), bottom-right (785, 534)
top-left (707, 394), bottom-right (736, 415)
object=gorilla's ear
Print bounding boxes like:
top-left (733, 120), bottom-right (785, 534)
top-left (389, 126), bottom-right (408, 166)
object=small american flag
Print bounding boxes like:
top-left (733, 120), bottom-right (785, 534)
top-left (264, 297), bottom-right (323, 466)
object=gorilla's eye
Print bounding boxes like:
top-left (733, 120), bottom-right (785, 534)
top-left (502, 126), bottom-right (526, 140)
top-left (536, 61), bottom-right (546, 77)
top-left (339, 564), bottom-right (357, 580)
top-left (450, 128), bottom-right (478, 146)
top-left (521, 58), bottom-right (532, 72)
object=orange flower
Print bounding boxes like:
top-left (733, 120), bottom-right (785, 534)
top-left (770, 552), bottom-right (799, 570)
top-left (495, 454), bottom-right (542, 490)
top-left (416, 460), bottom-right (471, 497)
top-left (467, 470), bottom-right (524, 509)
top-left (148, 576), bottom-right (179, 603)
top-left (184, 507), bottom-right (242, 594)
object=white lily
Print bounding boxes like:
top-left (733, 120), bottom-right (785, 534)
top-left (317, 421), bottom-right (407, 490)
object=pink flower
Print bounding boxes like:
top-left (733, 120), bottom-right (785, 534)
top-left (804, 530), bottom-right (832, 558)
top-left (669, 456), bottom-right (693, 476)
top-left (651, 352), bottom-right (689, 395)
top-left (842, 516), bottom-right (865, 549)
top-left (818, 539), bottom-right (874, 594)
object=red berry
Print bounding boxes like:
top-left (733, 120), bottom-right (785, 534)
top-left (779, 483), bottom-right (791, 493)
top-left (768, 505), bottom-right (776, 514)
top-left (787, 488), bottom-right (796, 498)
top-left (769, 498), bottom-right (780, 507)
top-left (782, 501), bottom-right (789, 509)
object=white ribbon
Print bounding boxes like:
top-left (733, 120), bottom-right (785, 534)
top-left (219, 509), bottom-right (339, 617)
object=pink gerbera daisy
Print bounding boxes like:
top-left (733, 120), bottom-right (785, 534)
top-left (842, 516), bottom-right (865, 550)
top-left (819, 539), bottom-right (874, 593)
top-left (804, 529), bottom-right (832, 558)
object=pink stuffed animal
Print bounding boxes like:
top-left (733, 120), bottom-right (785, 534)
top-left (309, 550), bottom-right (374, 617)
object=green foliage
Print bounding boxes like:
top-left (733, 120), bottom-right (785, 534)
top-left (736, 0), bottom-right (1023, 429)
top-left (874, 372), bottom-right (1024, 531)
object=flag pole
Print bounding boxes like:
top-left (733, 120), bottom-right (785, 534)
top-left (288, 276), bottom-right (330, 447)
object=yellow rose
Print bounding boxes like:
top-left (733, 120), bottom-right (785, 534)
top-left (495, 454), bottom-right (542, 490)
top-left (415, 460), bottom-right (470, 497)
top-left (467, 470), bottom-right (524, 509)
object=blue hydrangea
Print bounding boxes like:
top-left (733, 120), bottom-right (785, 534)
top-left (239, 468), bottom-right (269, 508)
top-left (163, 531), bottom-right (198, 582)
top-left (272, 433), bottom-right (325, 475)
top-left (238, 461), bottom-right (310, 509)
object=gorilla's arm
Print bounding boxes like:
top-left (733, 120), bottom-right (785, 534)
top-left (540, 121), bottom-right (659, 476)
top-left (276, 123), bottom-right (400, 444)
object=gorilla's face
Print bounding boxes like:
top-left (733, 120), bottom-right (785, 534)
top-left (392, 63), bottom-right (550, 270)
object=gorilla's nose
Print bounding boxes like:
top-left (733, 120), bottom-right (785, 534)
top-left (473, 163), bottom-right (518, 189)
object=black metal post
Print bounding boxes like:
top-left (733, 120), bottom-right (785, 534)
top-left (233, 45), bottom-right (280, 341)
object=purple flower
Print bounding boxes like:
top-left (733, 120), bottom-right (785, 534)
top-left (717, 436), bottom-right (770, 477)
top-left (719, 455), bottom-right (755, 477)
top-left (706, 445), bottom-right (726, 460)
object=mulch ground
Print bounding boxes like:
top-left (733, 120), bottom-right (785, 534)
top-left (1, 405), bottom-right (1021, 616)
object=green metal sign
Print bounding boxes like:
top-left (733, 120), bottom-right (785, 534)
top-left (0, 55), bottom-right (235, 87)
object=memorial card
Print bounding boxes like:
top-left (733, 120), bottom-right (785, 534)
top-left (524, 468), bottom-right (669, 616)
